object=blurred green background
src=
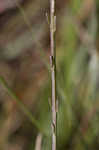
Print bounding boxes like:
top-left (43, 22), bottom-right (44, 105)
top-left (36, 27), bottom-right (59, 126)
top-left (0, 0), bottom-right (99, 150)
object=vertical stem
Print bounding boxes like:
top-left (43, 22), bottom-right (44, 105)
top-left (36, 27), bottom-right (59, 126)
top-left (50, 0), bottom-right (57, 150)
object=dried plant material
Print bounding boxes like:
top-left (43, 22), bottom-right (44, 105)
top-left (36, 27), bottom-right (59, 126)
top-left (50, 0), bottom-right (57, 149)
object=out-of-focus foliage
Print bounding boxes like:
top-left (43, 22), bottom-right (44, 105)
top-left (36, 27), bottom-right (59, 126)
top-left (0, 0), bottom-right (99, 150)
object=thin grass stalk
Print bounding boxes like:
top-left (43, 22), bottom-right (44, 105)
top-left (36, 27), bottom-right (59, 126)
top-left (50, 0), bottom-right (57, 150)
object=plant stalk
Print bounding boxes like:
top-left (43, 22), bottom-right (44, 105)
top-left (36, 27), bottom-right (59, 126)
top-left (50, 0), bottom-right (57, 150)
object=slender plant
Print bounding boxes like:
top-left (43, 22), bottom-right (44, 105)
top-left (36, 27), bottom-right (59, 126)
top-left (50, 0), bottom-right (57, 150)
